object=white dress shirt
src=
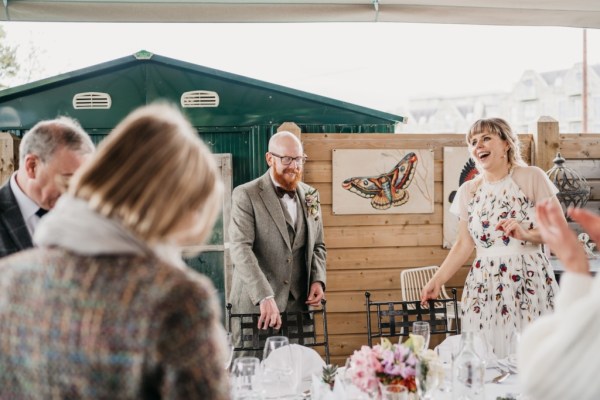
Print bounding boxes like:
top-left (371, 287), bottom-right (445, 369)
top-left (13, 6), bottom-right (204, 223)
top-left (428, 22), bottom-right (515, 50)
top-left (270, 174), bottom-right (297, 226)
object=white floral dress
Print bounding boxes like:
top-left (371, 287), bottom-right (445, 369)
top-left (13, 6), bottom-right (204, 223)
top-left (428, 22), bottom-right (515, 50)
top-left (461, 173), bottom-right (558, 359)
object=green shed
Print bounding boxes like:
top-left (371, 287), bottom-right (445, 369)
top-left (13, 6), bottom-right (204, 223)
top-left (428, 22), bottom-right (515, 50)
top-left (0, 50), bottom-right (405, 306)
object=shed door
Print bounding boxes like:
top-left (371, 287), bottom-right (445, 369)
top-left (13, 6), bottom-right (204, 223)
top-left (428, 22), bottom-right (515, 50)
top-left (182, 153), bottom-right (232, 308)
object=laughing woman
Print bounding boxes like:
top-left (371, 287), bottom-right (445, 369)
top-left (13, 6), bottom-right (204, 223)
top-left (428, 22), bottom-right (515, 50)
top-left (421, 118), bottom-right (564, 358)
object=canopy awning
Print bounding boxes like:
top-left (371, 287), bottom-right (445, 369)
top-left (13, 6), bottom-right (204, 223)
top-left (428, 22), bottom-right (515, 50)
top-left (1, 1), bottom-right (599, 28)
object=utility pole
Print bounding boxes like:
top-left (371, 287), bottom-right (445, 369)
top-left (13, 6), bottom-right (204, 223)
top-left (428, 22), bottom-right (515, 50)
top-left (583, 28), bottom-right (588, 133)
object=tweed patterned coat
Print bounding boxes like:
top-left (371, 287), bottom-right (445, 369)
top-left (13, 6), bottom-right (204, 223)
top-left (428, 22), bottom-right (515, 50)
top-left (0, 248), bottom-right (231, 400)
top-left (228, 171), bottom-right (326, 313)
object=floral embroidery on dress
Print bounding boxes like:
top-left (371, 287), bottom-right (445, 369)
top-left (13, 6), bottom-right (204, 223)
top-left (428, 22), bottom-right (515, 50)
top-left (460, 174), bottom-right (558, 359)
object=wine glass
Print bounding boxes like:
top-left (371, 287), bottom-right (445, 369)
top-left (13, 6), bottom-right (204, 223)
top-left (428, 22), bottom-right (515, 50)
top-left (225, 332), bottom-right (235, 370)
top-left (261, 336), bottom-right (296, 398)
top-left (412, 321), bottom-right (430, 352)
top-left (232, 357), bottom-right (261, 399)
top-left (507, 330), bottom-right (521, 370)
top-left (416, 359), bottom-right (442, 400)
top-left (469, 331), bottom-right (496, 367)
top-left (380, 383), bottom-right (408, 400)
top-left (435, 346), bottom-right (452, 393)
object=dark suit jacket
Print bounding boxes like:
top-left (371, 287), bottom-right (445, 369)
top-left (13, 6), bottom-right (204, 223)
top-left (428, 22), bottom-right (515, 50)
top-left (0, 183), bottom-right (33, 258)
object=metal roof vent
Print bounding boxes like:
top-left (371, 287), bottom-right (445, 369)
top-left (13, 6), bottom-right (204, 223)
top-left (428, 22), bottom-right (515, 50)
top-left (72, 92), bottom-right (112, 110)
top-left (181, 90), bottom-right (220, 108)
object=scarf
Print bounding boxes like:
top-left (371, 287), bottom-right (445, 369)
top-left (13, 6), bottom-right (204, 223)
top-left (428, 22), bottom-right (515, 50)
top-left (34, 194), bottom-right (187, 269)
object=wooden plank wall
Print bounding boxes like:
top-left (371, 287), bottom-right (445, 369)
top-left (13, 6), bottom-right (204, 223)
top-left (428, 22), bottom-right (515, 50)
top-left (302, 132), bottom-right (534, 365)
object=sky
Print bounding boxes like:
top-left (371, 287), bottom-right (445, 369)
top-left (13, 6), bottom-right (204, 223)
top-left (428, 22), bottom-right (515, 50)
top-left (2, 22), bottom-right (600, 114)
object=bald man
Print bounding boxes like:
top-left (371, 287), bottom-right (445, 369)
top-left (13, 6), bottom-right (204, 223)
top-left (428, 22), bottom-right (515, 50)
top-left (228, 131), bottom-right (326, 351)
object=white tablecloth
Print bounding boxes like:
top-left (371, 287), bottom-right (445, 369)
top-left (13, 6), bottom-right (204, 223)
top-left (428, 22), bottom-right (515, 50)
top-left (435, 334), bottom-right (524, 400)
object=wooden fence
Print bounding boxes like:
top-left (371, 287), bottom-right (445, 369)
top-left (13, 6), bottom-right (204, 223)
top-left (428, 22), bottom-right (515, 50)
top-left (1, 117), bottom-right (597, 367)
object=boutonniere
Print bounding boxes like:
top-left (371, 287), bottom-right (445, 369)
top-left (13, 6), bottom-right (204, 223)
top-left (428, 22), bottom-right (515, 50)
top-left (305, 188), bottom-right (320, 220)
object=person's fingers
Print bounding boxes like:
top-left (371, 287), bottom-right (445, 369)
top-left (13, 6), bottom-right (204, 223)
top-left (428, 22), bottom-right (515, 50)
top-left (536, 202), bottom-right (550, 233)
top-left (268, 313), bottom-right (280, 329)
top-left (545, 202), bottom-right (567, 228)
top-left (571, 208), bottom-right (600, 244)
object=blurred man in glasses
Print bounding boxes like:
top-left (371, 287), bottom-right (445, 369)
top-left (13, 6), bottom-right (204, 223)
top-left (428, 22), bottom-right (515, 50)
top-left (229, 131), bottom-right (327, 356)
top-left (0, 117), bottom-right (94, 258)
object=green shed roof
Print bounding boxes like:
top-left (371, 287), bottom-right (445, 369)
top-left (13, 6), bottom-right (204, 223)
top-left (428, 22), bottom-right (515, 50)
top-left (0, 50), bottom-right (405, 131)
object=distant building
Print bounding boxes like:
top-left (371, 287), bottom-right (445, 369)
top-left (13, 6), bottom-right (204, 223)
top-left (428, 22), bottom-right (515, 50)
top-left (397, 63), bottom-right (600, 134)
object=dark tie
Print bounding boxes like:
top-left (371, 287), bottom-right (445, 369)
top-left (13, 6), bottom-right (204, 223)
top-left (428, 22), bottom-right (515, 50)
top-left (275, 186), bottom-right (296, 199)
top-left (35, 208), bottom-right (49, 218)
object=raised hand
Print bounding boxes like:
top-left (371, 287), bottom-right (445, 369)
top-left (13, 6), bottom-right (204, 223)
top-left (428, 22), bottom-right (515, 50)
top-left (536, 199), bottom-right (590, 275)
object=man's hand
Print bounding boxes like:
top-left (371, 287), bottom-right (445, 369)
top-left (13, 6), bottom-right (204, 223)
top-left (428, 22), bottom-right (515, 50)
top-left (306, 281), bottom-right (325, 307)
top-left (258, 298), bottom-right (281, 330)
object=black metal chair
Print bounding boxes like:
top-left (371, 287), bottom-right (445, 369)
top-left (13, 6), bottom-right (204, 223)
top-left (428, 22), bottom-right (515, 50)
top-left (365, 288), bottom-right (460, 347)
top-left (226, 299), bottom-right (330, 364)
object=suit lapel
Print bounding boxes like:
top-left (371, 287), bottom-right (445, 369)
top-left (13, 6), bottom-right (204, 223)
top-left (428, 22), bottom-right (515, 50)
top-left (258, 172), bottom-right (292, 250)
top-left (0, 184), bottom-right (33, 250)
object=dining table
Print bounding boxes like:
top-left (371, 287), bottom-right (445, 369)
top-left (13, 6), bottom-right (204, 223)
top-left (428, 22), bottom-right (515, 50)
top-left (434, 334), bottom-right (526, 400)
top-left (234, 335), bottom-right (529, 400)
top-left (433, 368), bottom-right (523, 400)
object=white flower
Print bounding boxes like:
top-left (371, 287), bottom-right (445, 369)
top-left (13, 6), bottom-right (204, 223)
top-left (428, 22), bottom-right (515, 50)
top-left (305, 188), bottom-right (320, 219)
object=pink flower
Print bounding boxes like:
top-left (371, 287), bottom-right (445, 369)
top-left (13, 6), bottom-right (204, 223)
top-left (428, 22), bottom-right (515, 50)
top-left (347, 338), bottom-right (425, 394)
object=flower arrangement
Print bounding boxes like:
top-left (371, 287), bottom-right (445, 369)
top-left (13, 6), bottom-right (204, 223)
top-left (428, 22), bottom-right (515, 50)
top-left (305, 188), bottom-right (320, 219)
top-left (346, 335), bottom-right (440, 398)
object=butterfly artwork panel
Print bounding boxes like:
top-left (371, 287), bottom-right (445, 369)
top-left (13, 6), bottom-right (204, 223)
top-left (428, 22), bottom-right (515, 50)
top-left (332, 148), bottom-right (434, 215)
top-left (443, 146), bottom-right (480, 248)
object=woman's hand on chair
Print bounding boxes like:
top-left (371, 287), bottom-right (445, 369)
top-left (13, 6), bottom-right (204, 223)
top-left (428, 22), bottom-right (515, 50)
top-left (420, 279), bottom-right (440, 305)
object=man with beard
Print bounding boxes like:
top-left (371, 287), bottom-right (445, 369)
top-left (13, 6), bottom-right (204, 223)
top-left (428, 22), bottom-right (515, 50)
top-left (228, 131), bottom-right (326, 352)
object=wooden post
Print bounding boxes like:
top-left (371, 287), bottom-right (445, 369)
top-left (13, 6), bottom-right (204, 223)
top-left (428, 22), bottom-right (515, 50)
top-left (0, 132), bottom-right (18, 186)
top-left (277, 122), bottom-right (302, 142)
top-left (534, 116), bottom-right (560, 172)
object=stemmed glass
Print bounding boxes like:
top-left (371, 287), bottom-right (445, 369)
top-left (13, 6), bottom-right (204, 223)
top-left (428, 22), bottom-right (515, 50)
top-left (416, 359), bottom-right (442, 400)
top-left (435, 346), bottom-right (453, 393)
top-left (381, 384), bottom-right (408, 400)
top-left (225, 332), bottom-right (235, 370)
top-left (507, 330), bottom-right (521, 370)
top-left (232, 357), bottom-right (261, 399)
top-left (412, 321), bottom-right (431, 351)
top-left (261, 336), bottom-right (297, 399)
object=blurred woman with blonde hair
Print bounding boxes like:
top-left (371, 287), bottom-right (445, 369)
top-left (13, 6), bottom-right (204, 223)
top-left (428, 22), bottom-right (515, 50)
top-left (0, 103), bottom-right (229, 399)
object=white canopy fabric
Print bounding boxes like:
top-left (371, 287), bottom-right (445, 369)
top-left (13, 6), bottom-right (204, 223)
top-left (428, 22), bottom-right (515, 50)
top-left (0, 0), bottom-right (599, 28)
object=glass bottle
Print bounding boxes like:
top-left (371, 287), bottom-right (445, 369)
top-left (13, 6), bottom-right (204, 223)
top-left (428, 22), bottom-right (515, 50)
top-left (452, 331), bottom-right (485, 400)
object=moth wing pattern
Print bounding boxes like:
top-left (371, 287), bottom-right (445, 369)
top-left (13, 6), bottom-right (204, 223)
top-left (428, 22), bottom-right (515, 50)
top-left (341, 151), bottom-right (419, 210)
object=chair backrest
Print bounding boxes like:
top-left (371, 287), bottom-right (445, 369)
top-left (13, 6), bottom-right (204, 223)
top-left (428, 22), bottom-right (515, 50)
top-left (225, 299), bottom-right (330, 364)
top-left (365, 288), bottom-right (460, 347)
top-left (400, 265), bottom-right (451, 302)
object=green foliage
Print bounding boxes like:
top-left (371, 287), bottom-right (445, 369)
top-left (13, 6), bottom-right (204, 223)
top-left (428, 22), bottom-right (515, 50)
top-left (322, 364), bottom-right (338, 388)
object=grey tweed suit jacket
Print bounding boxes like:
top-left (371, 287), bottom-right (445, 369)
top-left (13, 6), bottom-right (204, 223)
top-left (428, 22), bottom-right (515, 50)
top-left (0, 183), bottom-right (32, 258)
top-left (228, 171), bottom-right (327, 312)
